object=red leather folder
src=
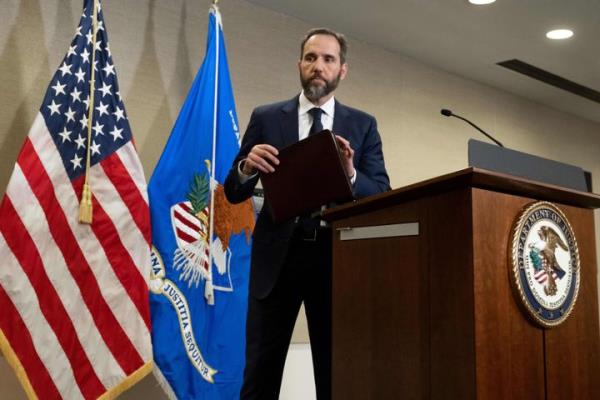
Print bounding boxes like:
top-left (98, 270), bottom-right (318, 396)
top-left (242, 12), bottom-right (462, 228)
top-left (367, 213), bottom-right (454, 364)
top-left (260, 130), bottom-right (354, 223)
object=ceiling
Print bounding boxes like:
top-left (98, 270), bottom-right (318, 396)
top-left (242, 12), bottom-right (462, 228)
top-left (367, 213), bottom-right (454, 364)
top-left (247, 0), bottom-right (600, 124)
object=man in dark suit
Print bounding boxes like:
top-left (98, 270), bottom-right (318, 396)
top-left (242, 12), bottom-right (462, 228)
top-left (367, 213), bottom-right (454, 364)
top-left (224, 28), bottom-right (390, 400)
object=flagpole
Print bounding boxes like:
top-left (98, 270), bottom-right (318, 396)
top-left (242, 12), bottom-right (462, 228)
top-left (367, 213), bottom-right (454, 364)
top-left (79, 0), bottom-right (100, 224)
top-left (206, 4), bottom-right (221, 305)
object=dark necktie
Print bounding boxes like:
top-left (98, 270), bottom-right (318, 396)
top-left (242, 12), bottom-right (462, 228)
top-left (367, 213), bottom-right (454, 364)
top-left (308, 107), bottom-right (323, 136)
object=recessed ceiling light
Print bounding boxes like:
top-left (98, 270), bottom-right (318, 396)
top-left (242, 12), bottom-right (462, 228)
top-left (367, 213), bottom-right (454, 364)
top-left (546, 29), bottom-right (574, 40)
top-left (468, 0), bottom-right (496, 5)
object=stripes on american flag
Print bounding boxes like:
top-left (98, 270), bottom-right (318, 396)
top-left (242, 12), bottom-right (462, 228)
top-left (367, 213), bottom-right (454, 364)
top-left (0, 1), bottom-right (152, 399)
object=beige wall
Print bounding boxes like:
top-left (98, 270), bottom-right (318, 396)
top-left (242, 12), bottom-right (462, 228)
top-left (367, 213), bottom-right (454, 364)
top-left (1, 0), bottom-right (599, 398)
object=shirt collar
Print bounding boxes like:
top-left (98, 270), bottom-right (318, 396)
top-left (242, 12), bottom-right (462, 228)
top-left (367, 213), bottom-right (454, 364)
top-left (299, 91), bottom-right (335, 116)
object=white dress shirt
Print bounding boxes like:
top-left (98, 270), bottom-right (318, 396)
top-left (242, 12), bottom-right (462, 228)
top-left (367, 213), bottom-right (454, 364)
top-left (297, 91), bottom-right (334, 141)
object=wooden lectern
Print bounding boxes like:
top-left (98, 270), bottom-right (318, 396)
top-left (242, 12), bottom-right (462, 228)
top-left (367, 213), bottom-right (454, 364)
top-left (322, 168), bottom-right (600, 400)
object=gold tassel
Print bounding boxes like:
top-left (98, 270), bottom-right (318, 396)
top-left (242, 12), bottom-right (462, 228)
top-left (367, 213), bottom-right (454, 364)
top-left (78, 182), bottom-right (93, 224)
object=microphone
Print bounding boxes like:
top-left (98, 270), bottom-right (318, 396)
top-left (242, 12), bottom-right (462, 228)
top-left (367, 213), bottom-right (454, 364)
top-left (440, 108), bottom-right (504, 148)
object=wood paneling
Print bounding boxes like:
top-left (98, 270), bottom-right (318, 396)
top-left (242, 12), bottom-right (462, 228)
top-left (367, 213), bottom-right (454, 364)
top-left (426, 190), bottom-right (475, 400)
top-left (332, 201), bottom-right (429, 400)
top-left (472, 189), bottom-right (544, 400)
top-left (545, 207), bottom-right (600, 400)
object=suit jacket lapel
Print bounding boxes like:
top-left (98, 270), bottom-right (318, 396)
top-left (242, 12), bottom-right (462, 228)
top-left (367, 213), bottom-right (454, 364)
top-left (278, 96), bottom-right (350, 146)
top-left (279, 96), bottom-right (300, 148)
top-left (332, 99), bottom-right (351, 139)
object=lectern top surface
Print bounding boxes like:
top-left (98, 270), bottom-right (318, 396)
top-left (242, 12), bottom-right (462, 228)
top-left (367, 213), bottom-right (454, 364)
top-left (322, 167), bottom-right (600, 222)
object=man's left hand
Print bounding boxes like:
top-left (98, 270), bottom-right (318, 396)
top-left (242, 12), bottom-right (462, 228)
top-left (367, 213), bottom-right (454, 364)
top-left (335, 135), bottom-right (355, 179)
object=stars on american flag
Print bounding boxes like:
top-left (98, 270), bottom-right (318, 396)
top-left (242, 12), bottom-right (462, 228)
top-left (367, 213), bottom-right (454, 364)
top-left (67, 44), bottom-right (77, 57)
top-left (39, 2), bottom-right (131, 180)
top-left (109, 126), bottom-right (124, 141)
top-left (58, 62), bottom-right (72, 77)
top-left (79, 114), bottom-right (88, 129)
top-left (80, 47), bottom-right (91, 64)
top-left (75, 68), bottom-right (86, 83)
top-left (75, 134), bottom-right (86, 149)
top-left (93, 121), bottom-right (105, 136)
top-left (95, 101), bottom-right (109, 116)
top-left (70, 87), bottom-right (82, 103)
top-left (47, 100), bottom-right (61, 115)
top-left (90, 141), bottom-right (101, 156)
top-left (58, 127), bottom-right (72, 143)
top-left (71, 153), bottom-right (83, 170)
top-left (85, 30), bottom-right (94, 45)
top-left (65, 107), bottom-right (76, 123)
top-left (113, 105), bottom-right (125, 121)
top-left (51, 81), bottom-right (66, 96)
top-left (103, 63), bottom-right (115, 77)
top-left (98, 82), bottom-right (112, 97)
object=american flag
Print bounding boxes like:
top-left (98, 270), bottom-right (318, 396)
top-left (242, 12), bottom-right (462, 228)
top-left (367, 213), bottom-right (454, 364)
top-left (0, 1), bottom-right (152, 399)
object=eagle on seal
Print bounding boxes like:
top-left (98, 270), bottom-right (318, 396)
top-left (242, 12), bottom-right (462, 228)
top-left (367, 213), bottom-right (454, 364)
top-left (537, 226), bottom-right (567, 296)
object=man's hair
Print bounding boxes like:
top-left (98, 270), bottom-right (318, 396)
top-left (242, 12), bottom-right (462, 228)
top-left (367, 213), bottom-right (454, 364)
top-left (300, 28), bottom-right (348, 64)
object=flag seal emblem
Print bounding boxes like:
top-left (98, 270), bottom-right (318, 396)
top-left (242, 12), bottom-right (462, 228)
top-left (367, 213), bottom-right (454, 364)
top-left (171, 166), bottom-right (233, 291)
top-left (509, 201), bottom-right (580, 328)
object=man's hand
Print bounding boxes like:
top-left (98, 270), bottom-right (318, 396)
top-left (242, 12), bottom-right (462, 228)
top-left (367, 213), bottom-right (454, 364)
top-left (242, 144), bottom-right (279, 174)
top-left (335, 135), bottom-right (355, 179)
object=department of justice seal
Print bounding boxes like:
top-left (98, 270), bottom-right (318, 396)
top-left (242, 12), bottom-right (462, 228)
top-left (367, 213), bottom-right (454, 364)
top-left (509, 201), bottom-right (580, 328)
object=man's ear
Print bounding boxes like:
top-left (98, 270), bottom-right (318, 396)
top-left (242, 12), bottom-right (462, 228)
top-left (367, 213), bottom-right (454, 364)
top-left (340, 63), bottom-right (348, 80)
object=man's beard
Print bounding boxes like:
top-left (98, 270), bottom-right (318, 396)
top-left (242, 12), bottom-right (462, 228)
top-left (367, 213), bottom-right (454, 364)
top-left (301, 72), bottom-right (342, 102)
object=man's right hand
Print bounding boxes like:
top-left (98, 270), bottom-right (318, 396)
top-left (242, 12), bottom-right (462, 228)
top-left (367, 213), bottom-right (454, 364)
top-left (242, 144), bottom-right (280, 174)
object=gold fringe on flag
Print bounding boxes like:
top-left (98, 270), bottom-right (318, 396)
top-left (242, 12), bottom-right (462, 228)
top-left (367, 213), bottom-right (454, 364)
top-left (79, 0), bottom-right (100, 224)
top-left (97, 361), bottom-right (153, 400)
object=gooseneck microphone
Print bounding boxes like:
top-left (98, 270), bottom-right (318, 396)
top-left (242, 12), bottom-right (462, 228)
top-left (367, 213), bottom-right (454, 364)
top-left (440, 108), bottom-right (504, 148)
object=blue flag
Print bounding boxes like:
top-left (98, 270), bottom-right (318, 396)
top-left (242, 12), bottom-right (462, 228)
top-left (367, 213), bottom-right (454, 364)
top-left (148, 6), bottom-right (254, 399)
